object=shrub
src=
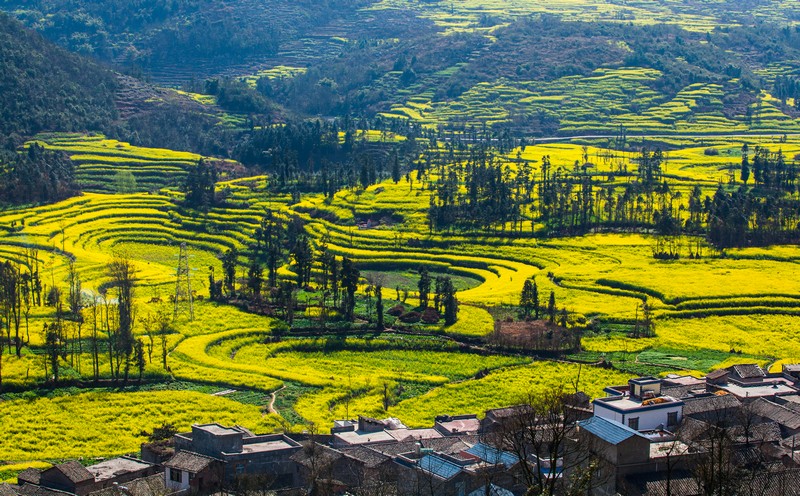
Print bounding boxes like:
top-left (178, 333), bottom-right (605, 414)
top-left (704, 148), bottom-right (720, 156)
top-left (388, 304), bottom-right (406, 317)
top-left (421, 307), bottom-right (441, 324)
top-left (399, 311), bottom-right (421, 323)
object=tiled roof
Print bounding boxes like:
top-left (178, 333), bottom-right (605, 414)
top-left (418, 454), bottom-right (462, 481)
top-left (16, 469), bottom-right (41, 485)
top-left (290, 443), bottom-right (342, 468)
top-left (15, 485), bottom-right (72, 496)
top-left (485, 405), bottom-right (534, 419)
top-left (747, 470), bottom-right (800, 496)
top-left (88, 474), bottom-right (165, 496)
top-left (624, 471), bottom-right (700, 496)
top-left (732, 422), bottom-right (783, 444)
top-left (341, 446), bottom-right (390, 469)
top-left (49, 461), bottom-right (94, 484)
top-left (661, 385), bottom-right (698, 399)
top-left (467, 484), bottom-right (515, 496)
top-left (678, 417), bottom-right (712, 442)
top-left (706, 369), bottom-right (729, 381)
top-left (731, 364), bottom-right (766, 379)
top-left (751, 398), bottom-right (800, 430)
top-left (163, 451), bottom-right (215, 473)
top-left (682, 394), bottom-right (741, 416)
top-left (370, 437), bottom-right (472, 457)
top-left (0, 484), bottom-right (19, 496)
top-left (578, 416), bottom-right (647, 445)
top-left (464, 443), bottom-right (519, 468)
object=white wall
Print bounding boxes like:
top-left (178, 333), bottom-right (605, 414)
top-left (594, 404), bottom-right (682, 431)
top-left (165, 468), bottom-right (189, 492)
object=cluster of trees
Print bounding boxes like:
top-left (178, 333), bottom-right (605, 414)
top-left (427, 145), bottom-right (518, 233)
top-left (209, 213), bottom-right (367, 328)
top-left (773, 75), bottom-right (800, 110)
top-left (183, 159), bottom-right (218, 209)
top-left (0, 144), bottom-right (79, 205)
top-left (519, 278), bottom-right (568, 327)
top-left (205, 216), bottom-right (461, 330)
top-left (416, 266), bottom-right (459, 326)
top-left (426, 145), bottom-right (671, 237)
top-left (0, 251), bottom-right (172, 390)
top-left (232, 120), bottom-right (421, 195)
top-left (0, 249), bottom-right (45, 388)
top-left (426, 143), bottom-right (800, 250)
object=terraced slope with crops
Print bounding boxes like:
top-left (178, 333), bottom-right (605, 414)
top-left (3, 133), bottom-right (800, 465)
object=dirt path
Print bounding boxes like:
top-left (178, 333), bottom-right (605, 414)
top-left (268, 385), bottom-right (286, 415)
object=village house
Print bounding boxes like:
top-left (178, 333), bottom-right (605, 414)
top-left (573, 368), bottom-right (800, 495)
top-left (593, 377), bottom-right (684, 431)
top-left (12, 458), bottom-right (157, 496)
top-left (167, 423), bottom-right (301, 493)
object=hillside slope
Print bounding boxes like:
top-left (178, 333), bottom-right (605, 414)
top-left (0, 12), bottom-right (118, 148)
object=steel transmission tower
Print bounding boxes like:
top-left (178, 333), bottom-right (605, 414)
top-left (174, 242), bottom-right (194, 321)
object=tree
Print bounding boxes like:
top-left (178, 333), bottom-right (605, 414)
top-left (391, 154), bottom-right (401, 183)
top-left (208, 266), bottom-right (223, 301)
top-left (66, 260), bottom-right (83, 317)
top-left (548, 290), bottom-right (556, 324)
top-left (291, 236), bottom-right (313, 287)
top-left (520, 278), bottom-right (536, 318)
top-left (44, 322), bottom-right (61, 384)
top-left (114, 170), bottom-right (137, 194)
top-left (221, 249), bottom-right (238, 297)
top-left (486, 384), bottom-right (608, 495)
top-left (341, 257), bottom-right (359, 321)
top-left (247, 262), bottom-right (263, 298)
top-left (183, 159), bottom-right (217, 209)
top-left (376, 283), bottom-right (384, 331)
top-left (107, 256), bottom-right (137, 383)
top-left (442, 277), bottom-right (458, 326)
top-left (417, 266), bottom-right (431, 309)
top-left (740, 144), bottom-right (750, 184)
top-left (134, 338), bottom-right (146, 382)
top-left (0, 262), bottom-right (22, 357)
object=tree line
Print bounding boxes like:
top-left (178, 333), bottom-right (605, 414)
top-left (426, 143), bottom-right (800, 250)
top-left (0, 253), bottom-right (169, 390)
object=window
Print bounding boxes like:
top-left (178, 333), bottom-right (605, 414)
top-left (628, 417), bottom-right (639, 430)
top-left (169, 469), bottom-right (182, 483)
top-left (667, 412), bottom-right (678, 427)
top-left (235, 464), bottom-right (245, 475)
top-left (189, 473), bottom-right (195, 481)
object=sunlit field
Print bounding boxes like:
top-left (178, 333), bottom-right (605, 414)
top-left (3, 132), bottom-right (800, 466)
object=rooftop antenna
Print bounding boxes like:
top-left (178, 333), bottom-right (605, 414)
top-left (174, 242), bottom-right (194, 321)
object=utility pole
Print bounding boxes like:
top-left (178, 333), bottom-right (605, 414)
top-left (174, 243), bottom-right (194, 321)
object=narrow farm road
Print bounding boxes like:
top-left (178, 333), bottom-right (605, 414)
top-left (268, 385), bottom-right (286, 415)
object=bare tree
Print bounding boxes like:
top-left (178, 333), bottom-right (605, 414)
top-left (485, 384), bottom-right (607, 495)
top-left (107, 256), bottom-right (137, 383)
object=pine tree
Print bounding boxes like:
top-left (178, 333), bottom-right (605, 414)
top-left (418, 266), bottom-right (431, 309)
top-left (442, 277), bottom-right (458, 326)
top-left (548, 291), bottom-right (556, 324)
top-left (741, 144), bottom-right (750, 184)
top-left (391, 155), bottom-right (401, 184)
top-left (520, 279), bottom-right (535, 318)
top-left (341, 258), bottom-right (360, 321)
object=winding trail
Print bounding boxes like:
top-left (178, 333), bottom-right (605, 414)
top-left (268, 385), bottom-right (286, 415)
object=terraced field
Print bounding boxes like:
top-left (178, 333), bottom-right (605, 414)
top-left (381, 67), bottom-right (800, 134)
top-left (29, 134), bottom-right (240, 194)
top-left (4, 133), bottom-right (800, 464)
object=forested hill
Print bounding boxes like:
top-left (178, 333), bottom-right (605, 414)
top-left (1, 0), bottom-right (376, 82)
top-left (0, 12), bottom-right (118, 149)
